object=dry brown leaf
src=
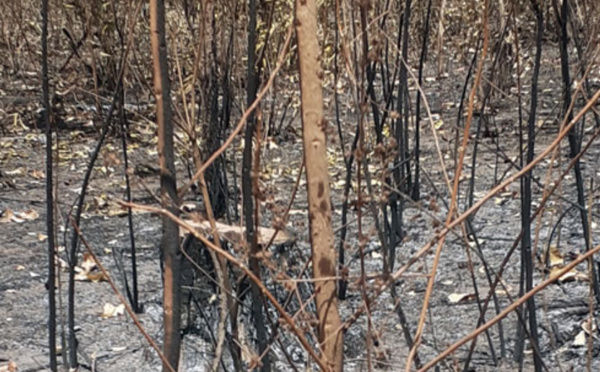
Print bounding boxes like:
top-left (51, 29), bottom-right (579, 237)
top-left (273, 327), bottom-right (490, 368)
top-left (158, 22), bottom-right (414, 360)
top-left (94, 196), bottom-right (108, 209)
top-left (107, 204), bottom-right (128, 217)
top-left (0, 209), bottom-right (14, 223)
top-left (548, 245), bottom-right (564, 267)
top-left (447, 293), bottom-right (475, 304)
top-left (30, 170), bottom-right (45, 179)
top-left (549, 266), bottom-right (588, 282)
top-left (86, 272), bottom-right (108, 282)
top-left (10, 209), bottom-right (39, 223)
top-left (75, 270), bottom-right (107, 282)
top-left (81, 252), bottom-right (96, 272)
top-left (20, 209), bottom-right (39, 220)
top-left (74, 272), bottom-right (89, 281)
top-left (495, 283), bottom-right (513, 296)
top-left (182, 218), bottom-right (295, 246)
top-left (100, 303), bottom-right (124, 318)
top-left (0, 361), bottom-right (17, 372)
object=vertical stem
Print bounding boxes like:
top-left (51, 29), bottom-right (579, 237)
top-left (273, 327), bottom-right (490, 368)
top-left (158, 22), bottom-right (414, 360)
top-left (150, 0), bottom-right (181, 369)
top-left (553, 0), bottom-right (600, 303)
top-left (412, 0), bottom-right (432, 201)
top-left (437, 0), bottom-right (447, 75)
top-left (516, 1), bottom-right (543, 370)
top-left (119, 86), bottom-right (139, 313)
top-left (296, 0), bottom-right (343, 369)
top-left (41, 0), bottom-right (57, 369)
top-left (244, 1), bottom-right (270, 370)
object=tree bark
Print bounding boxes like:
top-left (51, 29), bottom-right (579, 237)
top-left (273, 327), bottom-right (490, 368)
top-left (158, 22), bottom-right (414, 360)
top-left (295, 1), bottom-right (343, 370)
top-left (150, 1), bottom-right (181, 370)
top-left (41, 0), bottom-right (57, 369)
top-left (244, 0), bottom-right (271, 370)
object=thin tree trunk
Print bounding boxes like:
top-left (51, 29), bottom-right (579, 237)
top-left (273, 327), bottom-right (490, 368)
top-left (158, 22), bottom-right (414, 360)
top-left (515, 2), bottom-right (543, 370)
top-left (118, 85), bottom-right (140, 313)
top-left (553, 0), bottom-right (600, 303)
top-left (412, 0), bottom-right (432, 201)
top-left (244, 0), bottom-right (271, 370)
top-left (41, 0), bottom-right (57, 369)
top-left (437, 0), bottom-right (447, 75)
top-left (295, 0), bottom-right (343, 370)
top-left (150, 1), bottom-right (181, 370)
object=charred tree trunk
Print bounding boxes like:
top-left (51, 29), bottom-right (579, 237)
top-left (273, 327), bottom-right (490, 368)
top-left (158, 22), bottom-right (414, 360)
top-left (553, 0), bottom-right (600, 304)
top-left (412, 0), bottom-right (432, 201)
top-left (296, 0), bottom-right (343, 370)
top-left (514, 1), bottom-right (543, 370)
top-left (204, 3), bottom-right (228, 220)
top-left (243, 0), bottom-right (271, 370)
top-left (150, 0), bottom-right (182, 370)
top-left (41, 0), bottom-right (57, 369)
top-left (390, 0), bottom-right (412, 274)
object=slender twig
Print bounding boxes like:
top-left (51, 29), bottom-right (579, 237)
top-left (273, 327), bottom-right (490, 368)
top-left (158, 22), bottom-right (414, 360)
top-left (41, 0), bottom-right (57, 369)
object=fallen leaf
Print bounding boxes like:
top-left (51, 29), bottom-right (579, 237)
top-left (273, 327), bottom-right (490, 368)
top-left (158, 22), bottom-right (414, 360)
top-left (0, 360), bottom-right (17, 372)
top-left (86, 272), bottom-right (107, 282)
top-left (5, 168), bottom-right (23, 176)
top-left (495, 283), bottom-right (513, 296)
top-left (107, 204), bottom-right (128, 217)
top-left (572, 330), bottom-right (586, 347)
top-left (0, 209), bottom-right (14, 223)
top-left (11, 209), bottom-right (39, 223)
top-left (74, 272), bottom-right (90, 281)
top-left (100, 303), bottom-right (125, 318)
top-left (582, 319), bottom-right (597, 335)
top-left (30, 170), bottom-right (45, 179)
top-left (447, 293), bottom-right (475, 304)
top-left (81, 252), bottom-right (96, 272)
top-left (93, 196), bottom-right (108, 209)
top-left (549, 266), bottom-right (589, 282)
top-left (548, 246), bottom-right (564, 267)
top-left (183, 218), bottom-right (295, 246)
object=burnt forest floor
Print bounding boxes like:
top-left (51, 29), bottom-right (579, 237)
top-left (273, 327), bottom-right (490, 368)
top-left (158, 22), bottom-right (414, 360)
top-left (2, 54), bottom-right (600, 372)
